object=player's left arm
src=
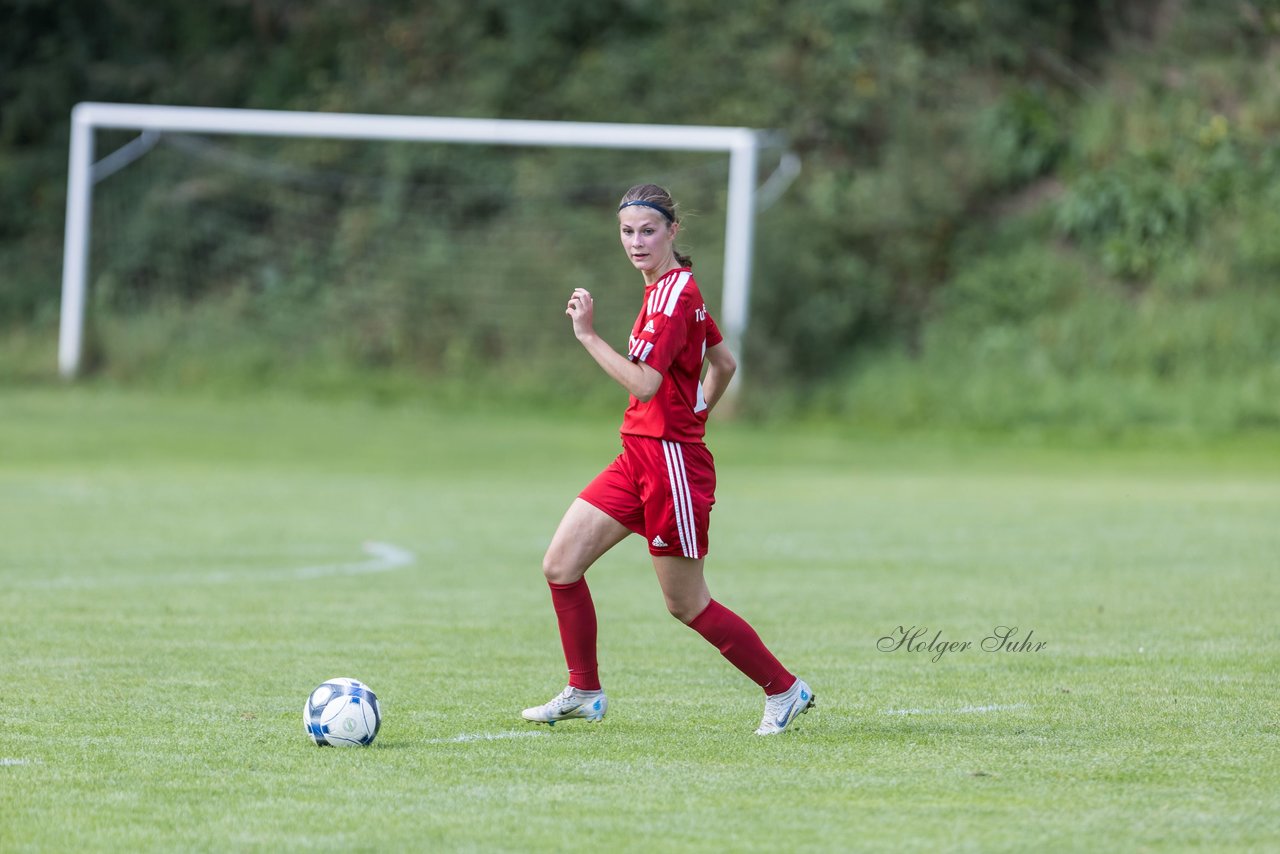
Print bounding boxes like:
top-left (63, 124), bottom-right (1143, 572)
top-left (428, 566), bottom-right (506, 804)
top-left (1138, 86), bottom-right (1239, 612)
top-left (701, 342), bottom-right (737, 413)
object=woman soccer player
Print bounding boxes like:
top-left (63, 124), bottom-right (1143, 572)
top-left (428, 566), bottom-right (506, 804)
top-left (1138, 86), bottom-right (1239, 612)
top-left (521, 184), bottom-right (814, 736)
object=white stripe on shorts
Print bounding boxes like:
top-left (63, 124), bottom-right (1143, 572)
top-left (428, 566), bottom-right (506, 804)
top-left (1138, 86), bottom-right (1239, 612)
top-left (661, 440), bottom-right (698, 558)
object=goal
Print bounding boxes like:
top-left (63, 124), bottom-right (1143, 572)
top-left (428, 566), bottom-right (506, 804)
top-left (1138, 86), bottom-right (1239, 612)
top-left (59, 103), bottom-right (790, 394)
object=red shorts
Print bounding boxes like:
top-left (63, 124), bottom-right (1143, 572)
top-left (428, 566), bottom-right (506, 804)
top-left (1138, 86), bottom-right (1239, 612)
top-left (579, 434), bottom-right (716, 559)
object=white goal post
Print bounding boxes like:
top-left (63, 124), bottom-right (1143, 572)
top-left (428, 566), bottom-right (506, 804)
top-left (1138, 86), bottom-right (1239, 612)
top-left (60, 102), bottom-right (781, 391)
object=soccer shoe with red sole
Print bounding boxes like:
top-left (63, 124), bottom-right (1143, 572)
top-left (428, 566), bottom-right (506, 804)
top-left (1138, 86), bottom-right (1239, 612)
top-left (521, 686), bottom-right (608, 726)
top-left (754, 678), bottom-right (815, 735)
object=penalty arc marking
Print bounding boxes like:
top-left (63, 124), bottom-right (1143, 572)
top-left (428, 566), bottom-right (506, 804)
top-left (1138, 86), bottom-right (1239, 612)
top-left (25, 541), bottom-right (415, 589)
top-left (290, 541), bottom-right (414, 579)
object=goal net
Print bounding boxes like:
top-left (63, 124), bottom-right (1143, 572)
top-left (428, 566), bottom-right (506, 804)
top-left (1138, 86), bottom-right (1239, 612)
top-left (62, 105), bottom-right (768, 397)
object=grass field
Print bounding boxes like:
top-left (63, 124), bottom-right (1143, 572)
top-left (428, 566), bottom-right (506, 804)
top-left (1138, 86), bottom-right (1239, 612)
top-left (1, 387), bottom-right (1277, 852)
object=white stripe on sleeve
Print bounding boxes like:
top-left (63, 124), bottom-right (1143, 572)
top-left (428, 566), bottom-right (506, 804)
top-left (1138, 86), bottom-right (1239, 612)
top-left (661, 273), bottom-right (690, 316)
top-left (648, 270), bottom-right (675, 314)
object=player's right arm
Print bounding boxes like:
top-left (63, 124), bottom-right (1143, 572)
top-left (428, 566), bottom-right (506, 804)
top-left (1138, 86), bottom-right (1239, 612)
top-left (567, 287), bottom-right (663, 402)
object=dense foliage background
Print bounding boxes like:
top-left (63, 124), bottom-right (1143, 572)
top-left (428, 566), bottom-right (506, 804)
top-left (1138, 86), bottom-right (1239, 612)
top-left (3, 0), bottom-right (1279, 434)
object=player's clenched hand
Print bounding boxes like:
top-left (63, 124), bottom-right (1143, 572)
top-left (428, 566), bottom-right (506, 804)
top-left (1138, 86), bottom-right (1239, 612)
top-left (565, 288), bottom-right (596, 339)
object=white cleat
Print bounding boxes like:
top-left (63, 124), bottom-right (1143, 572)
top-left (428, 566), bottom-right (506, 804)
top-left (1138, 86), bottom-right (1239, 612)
top-left (755, 678), bottom-right (815, 735)
top-left (521, 686), bottom-right (608, 726)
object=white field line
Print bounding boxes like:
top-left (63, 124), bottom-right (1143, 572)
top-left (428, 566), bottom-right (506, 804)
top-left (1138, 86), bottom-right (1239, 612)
top-left (422, 731), bottom-right (549, 745)
top-left (0, 758), bottom-right (40, 766)
top-left (885, 703), bottom-right (1029, 716)
top-left (291, 542), bottom-right (414, 579)
top-left (25, 541), bottom-right (414, 588)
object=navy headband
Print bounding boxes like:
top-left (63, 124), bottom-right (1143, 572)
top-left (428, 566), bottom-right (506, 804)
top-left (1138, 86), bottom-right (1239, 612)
top-left (618, 199), bottom-right (675, 223)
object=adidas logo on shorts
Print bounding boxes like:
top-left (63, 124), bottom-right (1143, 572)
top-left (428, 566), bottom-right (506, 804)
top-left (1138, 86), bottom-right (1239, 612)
top-left (651, 535), bottom-right (669, 548)
top-left (643, 320), bottom-right (656, 333)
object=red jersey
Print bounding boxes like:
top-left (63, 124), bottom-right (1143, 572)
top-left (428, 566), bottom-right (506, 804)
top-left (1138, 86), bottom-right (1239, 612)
top-left (621, 268), bottom-right (723, 443)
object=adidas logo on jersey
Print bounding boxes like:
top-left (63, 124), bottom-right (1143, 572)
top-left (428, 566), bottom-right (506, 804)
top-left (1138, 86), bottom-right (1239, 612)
top-left (651, 535), bottom-right (669, 548)
top-left (643, 320), bottom-right (656, 334)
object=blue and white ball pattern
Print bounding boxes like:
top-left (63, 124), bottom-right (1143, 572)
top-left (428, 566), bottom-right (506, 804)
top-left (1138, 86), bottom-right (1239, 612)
top-left (304, 677), bottom-right (381, 747)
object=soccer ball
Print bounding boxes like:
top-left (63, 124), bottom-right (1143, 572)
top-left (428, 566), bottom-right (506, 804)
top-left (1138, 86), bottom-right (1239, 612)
top-left (304, 677), bottom-right (382, 747)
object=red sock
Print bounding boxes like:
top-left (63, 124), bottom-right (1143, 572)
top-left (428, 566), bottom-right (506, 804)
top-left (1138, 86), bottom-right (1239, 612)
top-left (689, 599), bottom-right (796, 695)
top-left (548, 579), bottom-right (601, 691)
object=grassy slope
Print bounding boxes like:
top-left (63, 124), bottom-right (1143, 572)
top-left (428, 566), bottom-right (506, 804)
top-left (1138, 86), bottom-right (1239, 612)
top-left (0, 389), bottom-right (1277, 851)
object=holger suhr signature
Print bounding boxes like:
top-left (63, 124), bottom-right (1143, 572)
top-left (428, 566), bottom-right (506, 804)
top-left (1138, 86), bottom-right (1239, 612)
top-left (878, 625), bottom-right (1047, 663)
